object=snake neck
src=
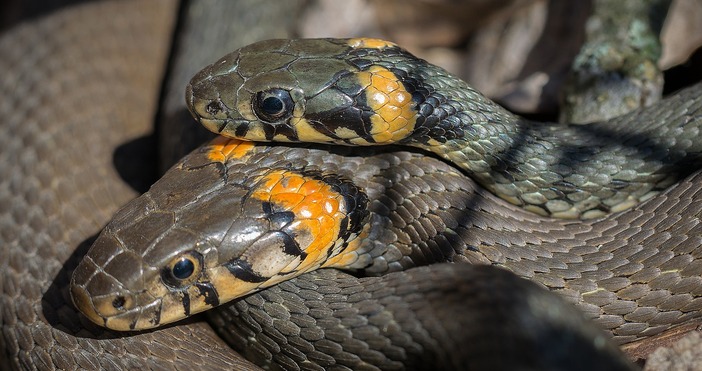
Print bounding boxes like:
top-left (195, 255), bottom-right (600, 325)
top-left (418, 81), bottom-right (702, 219)
top-left (349, 48), bottom-right (702, 219)
top-left (407, 81), bottom-right (583, 218)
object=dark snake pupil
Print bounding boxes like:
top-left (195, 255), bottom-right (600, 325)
top-left (253, 88), bottom-right (293, 122)
top-left (261, 96), bottom-right (284, 114)
top-left (172, 258), bottom-right (195, 280)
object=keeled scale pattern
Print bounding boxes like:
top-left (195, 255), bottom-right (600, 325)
top-left (0, 1), bottom-right (258, 369)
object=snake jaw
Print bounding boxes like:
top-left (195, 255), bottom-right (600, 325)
top-left (69, 284), bottom-right (108, 328)
top-left (99, 296), bottom-right (163, 332)
top-left (70, 264), bottom-right (162, 331)
top-left (200, 116), bottom-right (228, 135)
top-left (71, 258), bottom-right (217, 331)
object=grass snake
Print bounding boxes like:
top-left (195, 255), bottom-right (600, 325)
top-left (73, 37), bottom-right (702, 370)
top-left (1, 1), bottom-right (700, 370)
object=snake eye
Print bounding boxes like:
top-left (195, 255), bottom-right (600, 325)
top-left (172, 259), bottom-right (194, 279)
top-left (252, 88), bottom-right (294, 123)
top-left (162, 251), bottom-right (203, 288)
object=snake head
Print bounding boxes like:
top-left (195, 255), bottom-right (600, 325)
top-left (186, 38), bottom-right (427, 146)
top-left (70, 138), bottom-right (368, 331)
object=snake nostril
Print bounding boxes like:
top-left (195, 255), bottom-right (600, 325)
top-left (112, 296), bottom-right (126, 310)
top-left (206, 101), bottom-right (223, 116)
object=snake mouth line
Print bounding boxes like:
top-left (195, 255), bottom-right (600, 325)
top-left (71, 279), bottom-right (164, 331)
top-left (103, 299), bottom-right (164, 331)
top-left (200, 116), bottom-right (230, 134)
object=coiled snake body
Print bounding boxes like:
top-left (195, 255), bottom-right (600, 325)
top-left (72, 35), bottom-right (702, 369)
top-left (2, 1), bottom-right (702, 370)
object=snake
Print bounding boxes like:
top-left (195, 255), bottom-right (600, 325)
top-left (185, 38), bottom-right (702, 221)
top-left (1, 1), bottom-right (700, 370)
top-left (69, 136), bottom-right (638, 369)
top-left (68, 30), bottom-right (702, 371)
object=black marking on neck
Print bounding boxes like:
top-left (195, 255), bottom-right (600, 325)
top-left (150, 305), bottom-right (162, 328)
top-left (234, 122), bottom-right (250, 137)
top-left (195, 282), bottom-right (220, 307)
top-left (261, 119), bottom-right (299, 141)
top-left (306, 108), bottom-right (369, 143)
top-left (305, 69), bottom-right (372, 144)
top-left (182, 291), bottom-right (191, 317)
top-left (262, 201), bottom-right (295, 229)
top-left (225, 259), bottom-right (269, 283)
top-left (300, 170), bottom-right (369, 241)
top-left (280, 231), bottom-right (306, 258)
top-left (392, 68), bottom-right (462, 144)
top-left (129, 317), bottom-right (138, 331)
top-left (346, 47), bottom-right (468, 145)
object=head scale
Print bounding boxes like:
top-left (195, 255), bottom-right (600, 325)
top-left (186, 38), bottom-right (425, 146)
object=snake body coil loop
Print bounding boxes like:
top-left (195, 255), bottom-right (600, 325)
top-left (62, 35), bottom-right (702, 370)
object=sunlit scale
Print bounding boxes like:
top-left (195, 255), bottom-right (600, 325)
top-left (322, 224), bottom-right (371, 268)
top-left (347, 37), bottom-right (398, 49)
top-left (206, 136), bottom-right (256, 162)
top-left (249, 169), bottom-right (349, 275)
top-left (356, 65), bottom-right (417, 144)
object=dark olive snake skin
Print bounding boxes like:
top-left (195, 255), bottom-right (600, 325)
top-left (74, 36), bottom-right (702, 368)
top-left (180, 38), bottom-right (702, 339)
top-left (186, 38), bottom-right (702, 220)
top-left (0, 1), bottom-right (259, 370)
top-left (1, 1), bottom-right (699, 371)
top-left (0, 1), bottom-right (620, 370)
top-left (71, 136), bottom-right (636, 370)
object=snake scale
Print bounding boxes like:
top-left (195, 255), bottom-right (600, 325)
top-left (0, 1), bottom-right (261, 370)
top-left (1, 1), bottom-right (701, 370)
